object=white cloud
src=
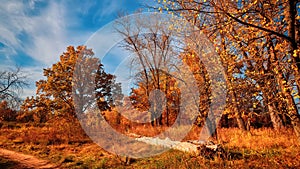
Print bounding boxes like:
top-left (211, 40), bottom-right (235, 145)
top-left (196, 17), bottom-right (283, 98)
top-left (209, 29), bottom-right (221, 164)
top-left (0, 1), bottom-right (67, 65)
top-left (0, 0), bottom-right (129, 67)
top-left (0, 0), bottom-right (140, 98)
top-left (0, 1), bottom-right (67, 99)
top-left (18, 66), bottom-right (45, 99)
top-left (21, 87), bottom-right (36, 99)
top-left (20, 1), bottom-right (68, 65)
top-left (98, 0), bottom-right (122, 18)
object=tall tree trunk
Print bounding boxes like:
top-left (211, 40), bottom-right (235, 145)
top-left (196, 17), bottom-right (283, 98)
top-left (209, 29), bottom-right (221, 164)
top-left (236, 113), bottom-right (246, 131)
top-left (200, 113), bottom-right (217, 141)
top-left (277, 71), bottom-right (300, 139)
top-left (263, 88), bottom-right (284, 130)
top-left (165, 75), bottom-right (169, 126)
top-left (219, 33), bottom-right (247, 131)
top-left (268, 103), bottom-right (283, 130)
top-left (286, 0), bottom-right (300, 140)
top-left (228, 78), bottom-right (246, 131)
top-left (290, 116), bottom-right (300, 141)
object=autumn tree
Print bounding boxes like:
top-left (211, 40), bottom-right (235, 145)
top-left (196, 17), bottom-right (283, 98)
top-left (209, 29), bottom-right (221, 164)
top-left (0, 100), bottom-right (17, 122)
top-left (21, 46), bottom-right (121, 122)
top-left (116, 14), bottom-right (184, 126)
top-left (180, 48), bottom-right (211, 127)
top-left (116, 13), bottom-right (221, 131)
top-left (158, 0), bottom-right (300, 138)
top-left (130, 70), bottom-right (181, 126)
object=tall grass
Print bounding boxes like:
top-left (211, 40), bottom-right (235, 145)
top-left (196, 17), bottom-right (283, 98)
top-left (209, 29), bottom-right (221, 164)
top-left (0, 117), bottom-right (299, 168)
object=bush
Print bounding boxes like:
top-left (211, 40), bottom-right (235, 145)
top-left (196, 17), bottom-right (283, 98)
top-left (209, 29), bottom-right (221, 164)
top-left (0, 101), bottom-right (17, 122)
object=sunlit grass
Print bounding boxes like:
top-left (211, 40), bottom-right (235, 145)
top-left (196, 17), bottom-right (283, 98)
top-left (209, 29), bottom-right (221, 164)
top-left (0, 119), bottom-right (299, 168)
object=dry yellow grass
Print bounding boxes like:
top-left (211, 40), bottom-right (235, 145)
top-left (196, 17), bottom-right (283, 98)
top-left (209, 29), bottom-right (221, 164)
top-left (0, 120), bottom-right (299, 168)
top-left (220, 127), bottom-right (299, 147)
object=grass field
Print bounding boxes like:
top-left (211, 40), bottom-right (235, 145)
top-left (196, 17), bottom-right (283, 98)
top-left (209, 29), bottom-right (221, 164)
top-left (0, 120), bottom-right (299, 168)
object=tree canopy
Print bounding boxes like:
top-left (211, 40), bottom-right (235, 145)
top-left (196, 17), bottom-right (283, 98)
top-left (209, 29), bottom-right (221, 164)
top-left (21, 46), bottom-right (121, 122)
top-left (156, 0), bottom-right (300, 138)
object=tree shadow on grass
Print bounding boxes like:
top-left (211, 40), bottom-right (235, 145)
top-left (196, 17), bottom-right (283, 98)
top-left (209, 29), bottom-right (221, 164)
top-left (0, 157), bottom-right (30, 169)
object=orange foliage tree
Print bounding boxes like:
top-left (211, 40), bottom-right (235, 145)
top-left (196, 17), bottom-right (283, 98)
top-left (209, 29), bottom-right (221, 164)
top-left (130, 70), bottom-right (181, 126)
top-left (158, 0), bottom-right (300, 139)
top-left (21, 46), bottom-right (121, 122)
top-left (0, 100), bottom-right (17, 122)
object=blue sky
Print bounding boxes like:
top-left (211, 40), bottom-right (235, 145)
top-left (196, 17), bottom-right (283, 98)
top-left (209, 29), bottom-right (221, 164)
top-left (0, 0), bottom-right (153, 98)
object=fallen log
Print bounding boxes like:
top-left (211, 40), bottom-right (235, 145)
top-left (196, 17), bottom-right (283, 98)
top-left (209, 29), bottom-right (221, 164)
top-left (134, 136), bottom-right (226, 159)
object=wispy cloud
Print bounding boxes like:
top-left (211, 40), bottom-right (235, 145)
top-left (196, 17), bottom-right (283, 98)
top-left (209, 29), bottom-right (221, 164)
top-left (0, 0), bottom-right (134, 66)
top-left (20, 66), bottom-right (46, 98)
top-left (0, 0), bottom-right (142, 98)
top-left (0, 1), bottom-right (68, 65)
top-left (98, 0), bottom-right (122, 18)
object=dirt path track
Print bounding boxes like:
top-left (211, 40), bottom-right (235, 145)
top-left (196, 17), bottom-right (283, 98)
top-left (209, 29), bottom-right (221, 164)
top-left (0, 148), bottom-right (57, 169)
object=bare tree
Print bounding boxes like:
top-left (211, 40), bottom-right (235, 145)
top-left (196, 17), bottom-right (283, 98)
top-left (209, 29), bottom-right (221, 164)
top-left (115, 13), bottom-right (185, 126)
top-left (0, 67), bottom-right (28, 108)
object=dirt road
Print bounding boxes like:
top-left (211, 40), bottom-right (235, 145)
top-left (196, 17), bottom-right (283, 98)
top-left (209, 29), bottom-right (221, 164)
top-left (0, 148), bottom-right (57, 169)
